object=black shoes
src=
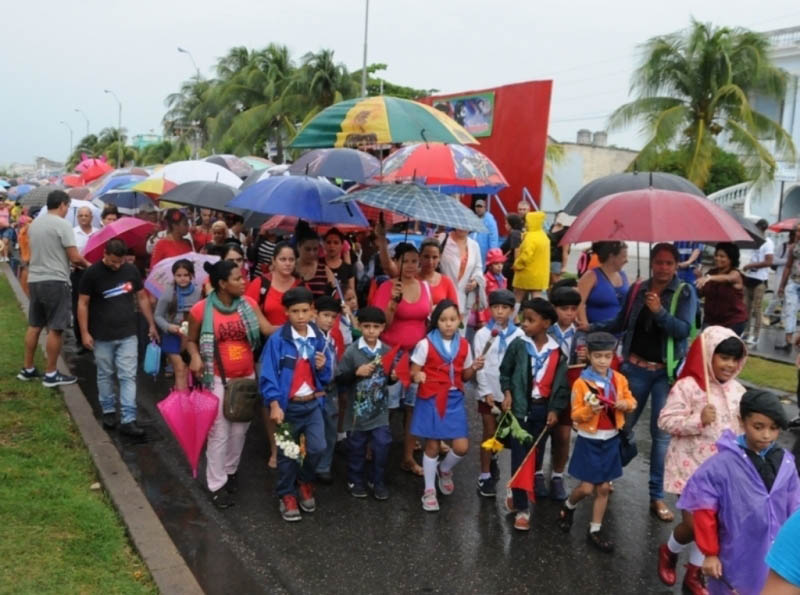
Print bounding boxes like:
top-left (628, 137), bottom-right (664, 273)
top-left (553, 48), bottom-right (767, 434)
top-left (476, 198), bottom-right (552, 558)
top-left (211, 488), bottom-right (234, 509)
top-left (316, 470), bottom-right (333, 485)
top-left (226, 473), bottom-right (239, 494)
top-left (17, 367), bottom-right (41, 381)
top-left (119, 421), bottom-right (145, 437)
top-left (102, 412), bottom-right (117, 429)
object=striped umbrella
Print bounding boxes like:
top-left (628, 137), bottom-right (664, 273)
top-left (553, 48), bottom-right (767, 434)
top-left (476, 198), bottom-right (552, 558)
top-left (289, 95), bottom-right (478, 149)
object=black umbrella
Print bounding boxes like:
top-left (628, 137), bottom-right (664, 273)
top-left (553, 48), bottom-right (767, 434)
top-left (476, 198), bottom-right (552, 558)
top-left (722, 207), bottom-right (765, 249)
top-left (288, 148), bottom-right (380, 182)
top-left (159, 181), bottom-right (243, 215)
top-left (563, 172), bottom-right (705, 215)
top-left (20, 184), bottom-right (63, 208)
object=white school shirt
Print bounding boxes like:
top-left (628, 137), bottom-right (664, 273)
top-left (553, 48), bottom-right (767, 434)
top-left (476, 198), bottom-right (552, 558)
top-left (549, 323), bottom-right (577, 359)
top-left (521, 336), bottom-right (560, 400)
top-left (473, 324), bottom-right (524, 402)
top-left (411, 336), bottom-right (474, 390)
top-left (291, 326), bottom-right (317, 397)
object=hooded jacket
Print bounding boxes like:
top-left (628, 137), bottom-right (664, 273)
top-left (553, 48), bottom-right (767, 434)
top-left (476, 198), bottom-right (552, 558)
top-left (512, 212), bottom-right (550, 290)
top-left (658, 326), bottom-right (746, 494)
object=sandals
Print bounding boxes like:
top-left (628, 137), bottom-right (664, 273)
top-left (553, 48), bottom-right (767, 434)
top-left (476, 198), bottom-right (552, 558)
top-left (400, 460), bottom-right (424, 476)
top-left (650, 500), bottom-right (674, 523)
top-left (587, 529), bottom-right (615, 553)
top-left (557, 504), bottom-right (574, 532)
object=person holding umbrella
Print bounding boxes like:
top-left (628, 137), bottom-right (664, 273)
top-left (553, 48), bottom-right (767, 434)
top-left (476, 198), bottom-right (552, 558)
top-left (591, 243), bottom-right (696, 522)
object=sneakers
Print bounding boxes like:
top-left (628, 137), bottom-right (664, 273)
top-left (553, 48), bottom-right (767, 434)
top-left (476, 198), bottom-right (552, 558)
top-left (437, 468), bottom-right (455, 495)
top-left (348, 482), bottom-right (368, 498)
top-left (17, 367), bottom-right (41, 381)
top-left (743, 333), bottom-right (757, 346)
top-left (42, 371), bottom-right (77, 388)
top-left (210, 488), bottom-right (234, 509)
top-left (372, 483), bottom-right (390, 501)
top-left (477, 476), bottom-right (497, 498)
top-left (119, 421), bottom-right (145, 437)
top-left (421, 488), bottom-right (439, 512)
top-left (101, 412), bottom-right (117, 429)
top-left (550, 476), bottom-right (567, 501)
top-left (513, 511), bottom-right (531, 532)
top-left (505, 488), bottom-right (517, 513)
top-left (298, 482), bottom-right (316, 512)
top-left (280, 495), bottom-right (301, 522)
top-left (534, 473), bottom-right (549, 498)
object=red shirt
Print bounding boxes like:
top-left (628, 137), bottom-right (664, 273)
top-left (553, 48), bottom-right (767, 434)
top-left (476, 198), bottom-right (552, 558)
top-left (244, 276), bottom-right (304, 326)
top-left (426, 274), bottom-right (458, 307)
top-left (151, 237), bottom-right (193, 267)
top-left (189, 296), bottom-right (258, 379)
top-left (192, 228), bottom-right (213, 249)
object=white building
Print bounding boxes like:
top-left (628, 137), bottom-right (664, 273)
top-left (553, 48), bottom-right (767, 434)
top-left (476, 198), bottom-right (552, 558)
top-left (709, 26), bottom-right (800, 220)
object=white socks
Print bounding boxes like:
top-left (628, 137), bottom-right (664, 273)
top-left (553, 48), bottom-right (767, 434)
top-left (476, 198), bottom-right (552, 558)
top-left (423, 455), bottom-right (438, 492)
top-left (565, 498), bottom-right (577, 510)
top-left (667, 533), bottom-right (686, 554)
top-left (552, 472), bottom-right (564, 479)
top-left (439, 451), bottom-right (463, 473)
top-left (589, 522), bottom-right (601, 533)
top-left (689, 542), bottom-right (705, 566)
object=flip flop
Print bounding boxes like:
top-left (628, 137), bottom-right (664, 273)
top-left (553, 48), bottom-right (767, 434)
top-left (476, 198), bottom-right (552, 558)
top-left (400, 460), bottom-right (423, 476)
top-left (650, 500), bottom-right (674, 522)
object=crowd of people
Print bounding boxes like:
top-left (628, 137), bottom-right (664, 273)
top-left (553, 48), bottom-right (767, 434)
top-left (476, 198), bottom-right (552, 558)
top-left (5, 187), bottom-right (800, 594)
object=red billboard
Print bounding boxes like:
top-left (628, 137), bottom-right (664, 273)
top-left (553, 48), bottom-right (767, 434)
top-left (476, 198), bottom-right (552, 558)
top-left (422, 80), bottom-right (553, 225)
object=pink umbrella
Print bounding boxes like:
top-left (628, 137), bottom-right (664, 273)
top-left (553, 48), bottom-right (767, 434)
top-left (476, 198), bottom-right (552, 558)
top-left (82, 216), bottom-right (156, 263)
top-left (157, 384), bottom-right (219, 478)
top-left (145, 253), bottom-right (219, 299)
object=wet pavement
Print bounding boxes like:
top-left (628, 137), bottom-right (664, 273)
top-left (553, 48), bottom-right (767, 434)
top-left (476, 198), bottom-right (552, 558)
top-left (62, 336), bottom-right (800, 595)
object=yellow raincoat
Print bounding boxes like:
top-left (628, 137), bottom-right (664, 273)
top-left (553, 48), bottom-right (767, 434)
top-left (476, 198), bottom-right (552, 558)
top-left (512, 212), bottom-right (550, 290)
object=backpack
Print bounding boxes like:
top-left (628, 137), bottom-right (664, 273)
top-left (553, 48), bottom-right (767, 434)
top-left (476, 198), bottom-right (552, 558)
top-left (576, 247), bottom-right (594, 277)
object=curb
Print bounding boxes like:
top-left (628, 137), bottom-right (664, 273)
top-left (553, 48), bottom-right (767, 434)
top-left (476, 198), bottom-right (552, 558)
top-left (3, 265), bottom-right (203, 595)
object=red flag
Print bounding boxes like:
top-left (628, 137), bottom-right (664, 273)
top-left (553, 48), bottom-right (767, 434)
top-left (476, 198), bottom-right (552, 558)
top-left (677, 333), bottom-right (707, 390)
top-left (382, 345), bottom-right (411, 387)
top-left (508, 445), bottom-right (537, 502)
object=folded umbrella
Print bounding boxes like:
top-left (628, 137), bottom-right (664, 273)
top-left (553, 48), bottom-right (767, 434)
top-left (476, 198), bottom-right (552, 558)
top-left (288, 148), bottom-right (380, 182)
top-left (334, 183), bottom-right (487, 233)
top-left (82, 216), bottom-right (156, 263)
top-left (157, 383), bottom-right (219, 478)
top-left (145, 253), bottom-right (219, 298)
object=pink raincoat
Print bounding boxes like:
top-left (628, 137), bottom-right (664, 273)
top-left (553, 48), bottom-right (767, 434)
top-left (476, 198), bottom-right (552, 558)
top-left (658, 326), bottom-right (746, 495)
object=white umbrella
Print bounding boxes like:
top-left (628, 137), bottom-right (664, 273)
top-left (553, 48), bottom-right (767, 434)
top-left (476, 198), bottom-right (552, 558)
top-left (145, 160), bottom-right (242, 189)
top-left (36, 198), bottom-right (101, 227)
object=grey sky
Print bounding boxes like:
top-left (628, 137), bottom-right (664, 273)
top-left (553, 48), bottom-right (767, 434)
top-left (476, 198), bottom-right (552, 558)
top-left (2, 0), bottom-right (799, 166)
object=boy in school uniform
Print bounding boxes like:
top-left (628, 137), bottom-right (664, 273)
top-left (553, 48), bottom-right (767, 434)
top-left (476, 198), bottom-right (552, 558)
top-left (335, 306), bottom-right (395, 500)
top-left (677, 389), bottom-right (800, 595)
top-left (473, 289), bottom-right (524, 498)
top-left (499, 298), bottom-right (570, 531)
top-left (313, 295), bottom-right (343, 484)
top-left (260, 287), bottom-right (333, 522)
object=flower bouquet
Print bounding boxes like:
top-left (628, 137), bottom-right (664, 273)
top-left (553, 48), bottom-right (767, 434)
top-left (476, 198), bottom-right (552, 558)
top-left (481, 410), bottom-right (533, 453)
top-left (275, 422), bottom-right (305, 462)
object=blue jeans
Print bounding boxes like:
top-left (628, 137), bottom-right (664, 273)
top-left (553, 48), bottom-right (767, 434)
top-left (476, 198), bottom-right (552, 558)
top-left (316, 387), bottom-right (338, 474)
top-left (276, 399), bottom-right (326, 498)
top-left (620, 362), bottom-right (670, 501)
top-left (346, 425), bottom-right (392, 489)
top-left (94, 335), bottom-right (138, 424)
top-left (510, 401), bottom-right (549, 513)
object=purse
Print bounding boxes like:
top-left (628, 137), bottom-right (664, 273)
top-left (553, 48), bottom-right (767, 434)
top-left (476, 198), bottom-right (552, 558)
top-left (143, 340), bottom-right (161, 377)
top-left (214, 341), bottom-right (259, 423)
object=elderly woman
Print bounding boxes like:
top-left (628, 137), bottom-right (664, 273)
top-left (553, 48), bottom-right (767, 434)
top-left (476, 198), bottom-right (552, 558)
top-left (592, 243), bottom-right (697, 523)
top-left (696, 242), bottom-right (747, 336)
top-left (576, 241), bottom-right (629, 329)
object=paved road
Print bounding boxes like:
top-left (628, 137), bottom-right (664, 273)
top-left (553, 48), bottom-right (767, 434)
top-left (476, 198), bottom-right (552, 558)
top-left (63, 337), bottom-right (799, 595)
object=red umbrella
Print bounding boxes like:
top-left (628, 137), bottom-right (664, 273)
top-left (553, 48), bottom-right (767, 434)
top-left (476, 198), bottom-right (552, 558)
top-left (81, 161), bottom-right (114, 183)
top-left (560, 188), bottom-right (751, 245)
top-left (259, 215), bottom-right (368, 233)
top-left (768, 218), bottom-right (799, 232)
top-left (82, 216), bottom-right (156, 263)
top-left (63, 174), bottom-right (85, 188)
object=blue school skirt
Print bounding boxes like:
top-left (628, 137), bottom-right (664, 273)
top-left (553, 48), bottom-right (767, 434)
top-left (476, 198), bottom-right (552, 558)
top-left (161, 332), bottom-right (183, 354)
top-left (568, 434), bottom-right (622, 484)
top-left (410, 389), bottom-right (468, 440)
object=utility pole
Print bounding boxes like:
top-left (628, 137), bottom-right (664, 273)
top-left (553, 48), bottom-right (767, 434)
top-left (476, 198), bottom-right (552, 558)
top-left (104, 89), bottom-right (123, 167)
top-left (59, 120), bottom-right (73, 158)
top-left (178, 47), bottom-right (201, 79)
top-left (361, 0), bottom-right (369, 97)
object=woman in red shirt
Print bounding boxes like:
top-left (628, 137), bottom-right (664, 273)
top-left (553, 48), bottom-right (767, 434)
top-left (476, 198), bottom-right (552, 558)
top-left (418, 238), bottom-right (459, 307)
top-left (151, 210), bottom-right (193, 267)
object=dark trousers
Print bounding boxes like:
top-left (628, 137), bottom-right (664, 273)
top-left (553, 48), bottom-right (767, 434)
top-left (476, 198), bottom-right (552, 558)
top-left (346, 425), bottom-right (392, 489)
top-left (510, 400), bottom-right (549, 513)
top-left (70, 270), bottom-right (84, 346)
top-left (276, 400), bottom-right (326, 498)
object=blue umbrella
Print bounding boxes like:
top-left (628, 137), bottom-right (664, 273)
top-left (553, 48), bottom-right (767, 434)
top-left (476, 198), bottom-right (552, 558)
top-left (94, 189), bottom-right (154, 214)
top-left (288, 148), bottom-right (380, 183)
top-left (11, 184), bottom-right (35, 197)
top-left (93, 174), bottom-right (146, 198)
top-left (334, 183), bottom-right (487, 233)
top-left (227, 175), bottom-right (368, 227)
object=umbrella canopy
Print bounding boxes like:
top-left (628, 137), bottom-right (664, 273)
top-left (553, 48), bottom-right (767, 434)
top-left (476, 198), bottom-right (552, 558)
top-left (157, 385), bottom-right (219, 478)
top-left (560, 189), bottom-right (750, 244)
top-left (290, 95), bottom-right (478, 149)
top-left (92, 174), bottom-right (146, 198)
top-left (334, 184), bottom-right (488, 233)
top-left (94, 189), bottom-right (155, 214)
top-left (769, 218), bottom-right (799, 233)
top-left (204, 155), bottom-right (254, 179)
top-left (375, 142), bottom-right (508, 194)
top-left (145, 253), bottom-right (220, 298)
top-left (158, 181), bottom-right (243, 214)
top-left (242, 156), bottom-right (274, 171)
top-left (82, 216), bottom-right (156, 263)
top-left (228, 175), bottom-right (367, 227)
top-left (722, 207), bottom-right (764, 249)
top-left (131, 177), bottom-right (178, 197)
top-left (10, 183), bottom-right (35, 198)
top-left (144, 160), bottom-right (243, 189)
top-left (67, 186), bottom-right (91, 199)
top-left (35, 198), bottom-right (101, 227)
top-left (62, 174), bottom-right (85, 188)
top-left (563, 172), bottom-right (705, 216)
top-left (19, 184), bottom-right (63, 208)
top-left (288, 148), bottom-right (380, 182)
top-left (75, 156), bottom-right (109, 173)
top-left (81, 160), bottom-right (114, 183)
top-left (256, 215), bottom-right (368, 233)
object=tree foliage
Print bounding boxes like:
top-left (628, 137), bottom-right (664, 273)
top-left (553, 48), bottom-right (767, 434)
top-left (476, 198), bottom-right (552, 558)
top-left (640, 146), bottom-right (747, 195)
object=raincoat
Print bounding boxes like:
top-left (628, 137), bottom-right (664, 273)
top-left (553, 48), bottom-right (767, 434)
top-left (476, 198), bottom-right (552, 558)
top-left (658, 327), bottom-right (746, 494)
top-left (512, 212), bottom-right (550, 290)
top-left (677, 430), bottom-right (800, 595)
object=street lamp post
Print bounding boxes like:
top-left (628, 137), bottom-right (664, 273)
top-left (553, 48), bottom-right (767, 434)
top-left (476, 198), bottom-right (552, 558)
top-left (361, 0), bottom-right (369, 97)
top-left (104, 89), bottom-right (123, 167)
top-left (59, 121), bottom-right (73, 158)
top-left (177, 47), bottom-right (201, 79)
top-left (74, 108), bottom-right (90, 136)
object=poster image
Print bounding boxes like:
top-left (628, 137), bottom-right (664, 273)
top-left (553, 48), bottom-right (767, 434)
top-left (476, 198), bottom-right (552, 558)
top-left (433, 92), bottom-right (495, 138)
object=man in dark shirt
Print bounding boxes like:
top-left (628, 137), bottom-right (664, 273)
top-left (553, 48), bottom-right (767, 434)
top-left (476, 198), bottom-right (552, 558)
top-left (77, 238), bottom-right (158, 436)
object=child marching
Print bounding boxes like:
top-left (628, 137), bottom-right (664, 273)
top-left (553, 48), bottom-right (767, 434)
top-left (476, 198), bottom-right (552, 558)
top-left (313, 295), bottom-right (344, 484)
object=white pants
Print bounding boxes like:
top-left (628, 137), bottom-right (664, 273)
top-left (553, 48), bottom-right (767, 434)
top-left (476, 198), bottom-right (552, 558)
top-left (206, 375), bottom-right (252, 492)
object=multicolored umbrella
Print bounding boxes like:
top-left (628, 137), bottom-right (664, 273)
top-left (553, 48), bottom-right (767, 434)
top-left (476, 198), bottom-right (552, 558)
top-left (242, 156), bottom-right (274, 171)
top-left (289, 95), bottom-right (478, 149)
top-left (376, 142), bottom-right (508, 194)
top-left (334, 184), bottom-right (487, 233)
top-left (131, 177), bottom-right (178, 197)
top-left (145, 253), bottom-right (219, 298)
top-left (82, 217), bottom-right (156, 262)
top-left (288, 148), bottom-right (380, 182)
top-left (92, 174), bottom-right (146, 198)
top-left (204, 154), bottom-right (254, 179)
top-left (139, 160), bottom-right (243, 190)
top-left (157, 384), bottom-right (219, 478)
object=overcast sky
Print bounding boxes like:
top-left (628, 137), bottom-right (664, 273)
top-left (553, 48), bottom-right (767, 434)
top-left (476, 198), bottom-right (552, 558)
top-left (2, 0), bottom-right (799, 166)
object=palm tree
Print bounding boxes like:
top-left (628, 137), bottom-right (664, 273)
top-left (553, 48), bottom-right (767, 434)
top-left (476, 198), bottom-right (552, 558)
top-left (609, 20), bottom-right (795, 188)
top-left (163, 77), bottom-right (213, 150)
top-left (301, 49), bottom-right (355, 109)
top-left (543, 141), bottom-right (566, 202)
